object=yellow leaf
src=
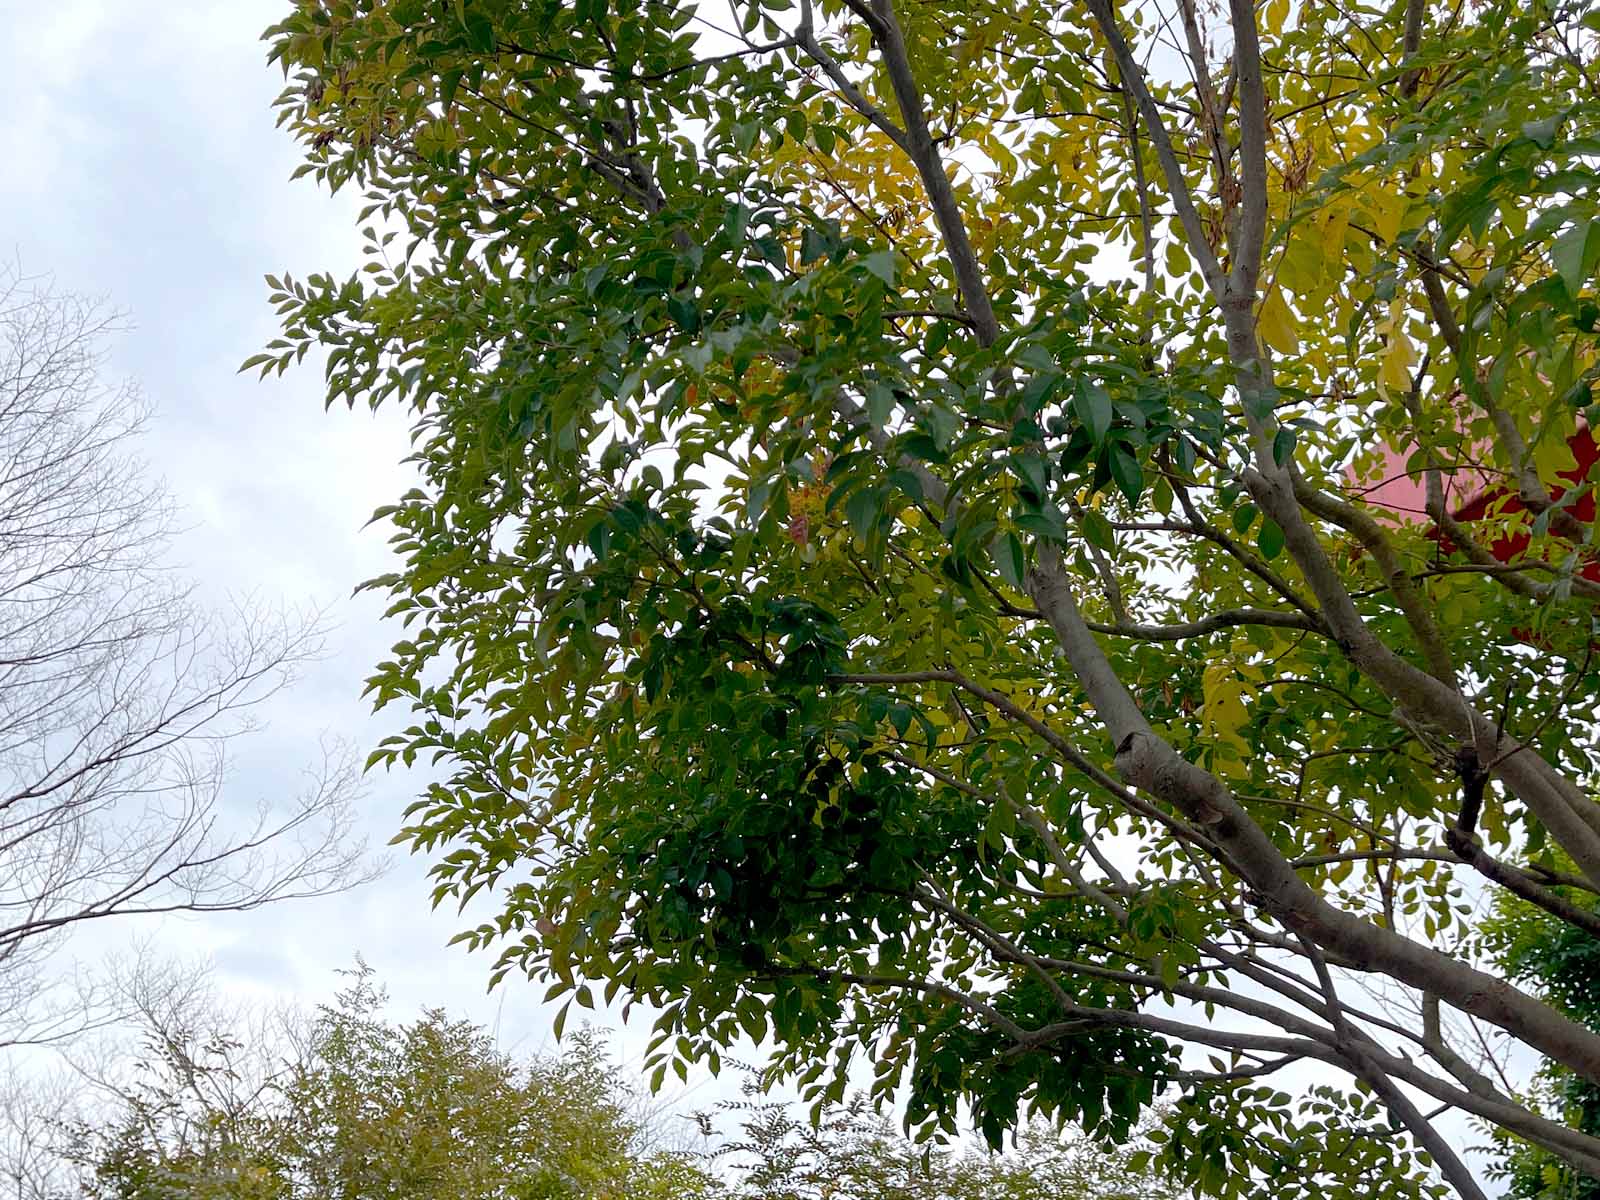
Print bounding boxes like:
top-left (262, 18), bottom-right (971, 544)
top-left (1165, 237), bottom-right (1190, 277)
top-left (1370, 190), bottom-right (1407, 245)
top-left (1257, 287), bottom-right (1300, 355)
top-left (1277, 231), bottom-right (1324, 294)
top-left (1377, 328), bottom-right (1416, 398)
top-left (1200, 661), bottom-right (1251, 776)
top-left (1051, 136), bottom-right (1075, 183)
top-left (1323, 203), bottom-right (1351, 272)
top-left (1531, 426), bottom-right (1580, 480)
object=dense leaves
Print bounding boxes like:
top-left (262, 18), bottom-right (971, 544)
top-left (713, 1080), bottom-right (1182, 1199)
top-left (59, 972), bottom-right (1186, 1200)
top-left (1483, 879), bottom-right (1600, 1198)
top-left (257, 0), bottom-right (1600, 1195)
top-left (66, 968), bottom-right (694, 1200)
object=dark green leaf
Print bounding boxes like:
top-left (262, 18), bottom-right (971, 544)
top-left (1074, 379), bottom-right (1113, 447)
top-left (862, 250), bottom-right (896, 285)
top-left (1081, 509), bottom-right (1115, 550)
top-left (1108, 443), bottom-right (1143, 506)
top-left (1257, 519), bottom-right (1285, 559)
top-left (992, 532), bottom-right (1026, 589)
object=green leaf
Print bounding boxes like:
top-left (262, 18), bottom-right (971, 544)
top-left (1272, 427), bottom-right (1297, 467)
top-left (862, 250), bottom-right (897, 285)
top-left (1523, 115), bottom-right (1560, 147)
top-left (867, 382), bottom-right (896, 428)
top-left (887, 468), bottom-right (924, 502)
top-left (1013, 453), bottom-right (1050, 499)
top-left (466, 13), bottom-right (496, 51)
top-left (844, 487), bottom-right (882, 539)
top-left (747, 480), bottom-right (773, 524)
top-left (1016, 508), bottom-right (1067, 540)
top-left (1108, 443), bottom-right (1144, 506)
top-left (1074, 379), bottom-right (1113, 447)
top-left (1552, 219), bottom-right (1600, 296)
top-left (1257, 519), bottom-right (1285, 560)
top-left (800, 227), bottom-right (830, 265)
top-left (992, 532), bottom-right (1026, 589)
top-left (1081, 508), bottom-right (1115, 550)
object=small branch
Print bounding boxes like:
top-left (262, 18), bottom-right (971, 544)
top-left (1291, 475), bottom-right (1459, 686)
top-left (1119, 86), bottom-right (1158, 304)
top-left (1417, 246), bottom-right (1586, 543)
top-left (886, 751), bottom-right (1128, 923)
top-left (1421, 993), bottom-right (1500, 1099)
top-left (882, 307), bottom-right (978, 328)
top-left (1347, 1041), bottom-right (1490, 1200)
top-left (1167, 468), bottom-right (1325, 622)
top-left (1081, 0), bottom-right (1228, 301)
top-left (793, 0), bottom-right (908, 150)
top-left (1485, 633), bottom-right (1595, 772)
top-left (1225, 0), bottom-right (1270, 298)
top-left (1085, 608), bottom-right (1320, 640)
top-left (830, 666), bottom-right (1221, 855)
top-left (864, 0), bottom-right (1000, 344)
top-left (1175, 0), bottom-right (1232, 191)
top-left (1069, 500), bottom-right (1131, 623)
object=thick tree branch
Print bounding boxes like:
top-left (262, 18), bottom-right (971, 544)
top-left (1018, 544), bottom-right (1600, 1084)
top-left (1400, 0), bottom-right (1428, 97)
top-left (1291, 475), bottom-right (1459, 685)
top-left (1085, 607), bottom-right (1320, 640)
top-left (863, 0), bottom-right (1000, 344)
top-left (793, 0), bottom-right (909, 150)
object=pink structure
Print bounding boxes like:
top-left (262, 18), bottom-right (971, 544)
top-left (1344, 424), bottom-right (1598, 584)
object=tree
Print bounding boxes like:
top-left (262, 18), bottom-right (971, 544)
top-left (274, 972), bottom-right (686, 1200)
top-left (1481, 869), bottom-right (1600, 1198)
top-left (59, 979), bottom-right (296, 1200)
top-left (57, 967), bottom-right (709, 1200)
top-left (0, 266), bottom-right (369, 1051)
top-left (712, 1080), bottom-right (1182, 1199)
top-left (57, 969), bottom-right (1182, 1200)
top-left (257, 0), bottom-right (1600, 1194)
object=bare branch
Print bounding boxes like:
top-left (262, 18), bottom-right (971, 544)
top-left (0, 268), bottom-right (377, 1051)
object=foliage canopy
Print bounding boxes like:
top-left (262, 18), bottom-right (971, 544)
top-left (62, 970), bottom-right (1174, 1200)
top-left (257, 0), bottom-right (1600, 1194)
top-left (68, 968), bottom-right (693, 1200)
top-left (713, 1082), bottom-right (1181, 1199)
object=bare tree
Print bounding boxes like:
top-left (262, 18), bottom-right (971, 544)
top-left (0, 263), bottom-right (374, 1053)
top-left (0, 953), bottom-right (309, 1200)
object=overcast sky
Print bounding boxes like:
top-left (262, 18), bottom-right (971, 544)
top-left (0, 0), bottom-right (731, 1106)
